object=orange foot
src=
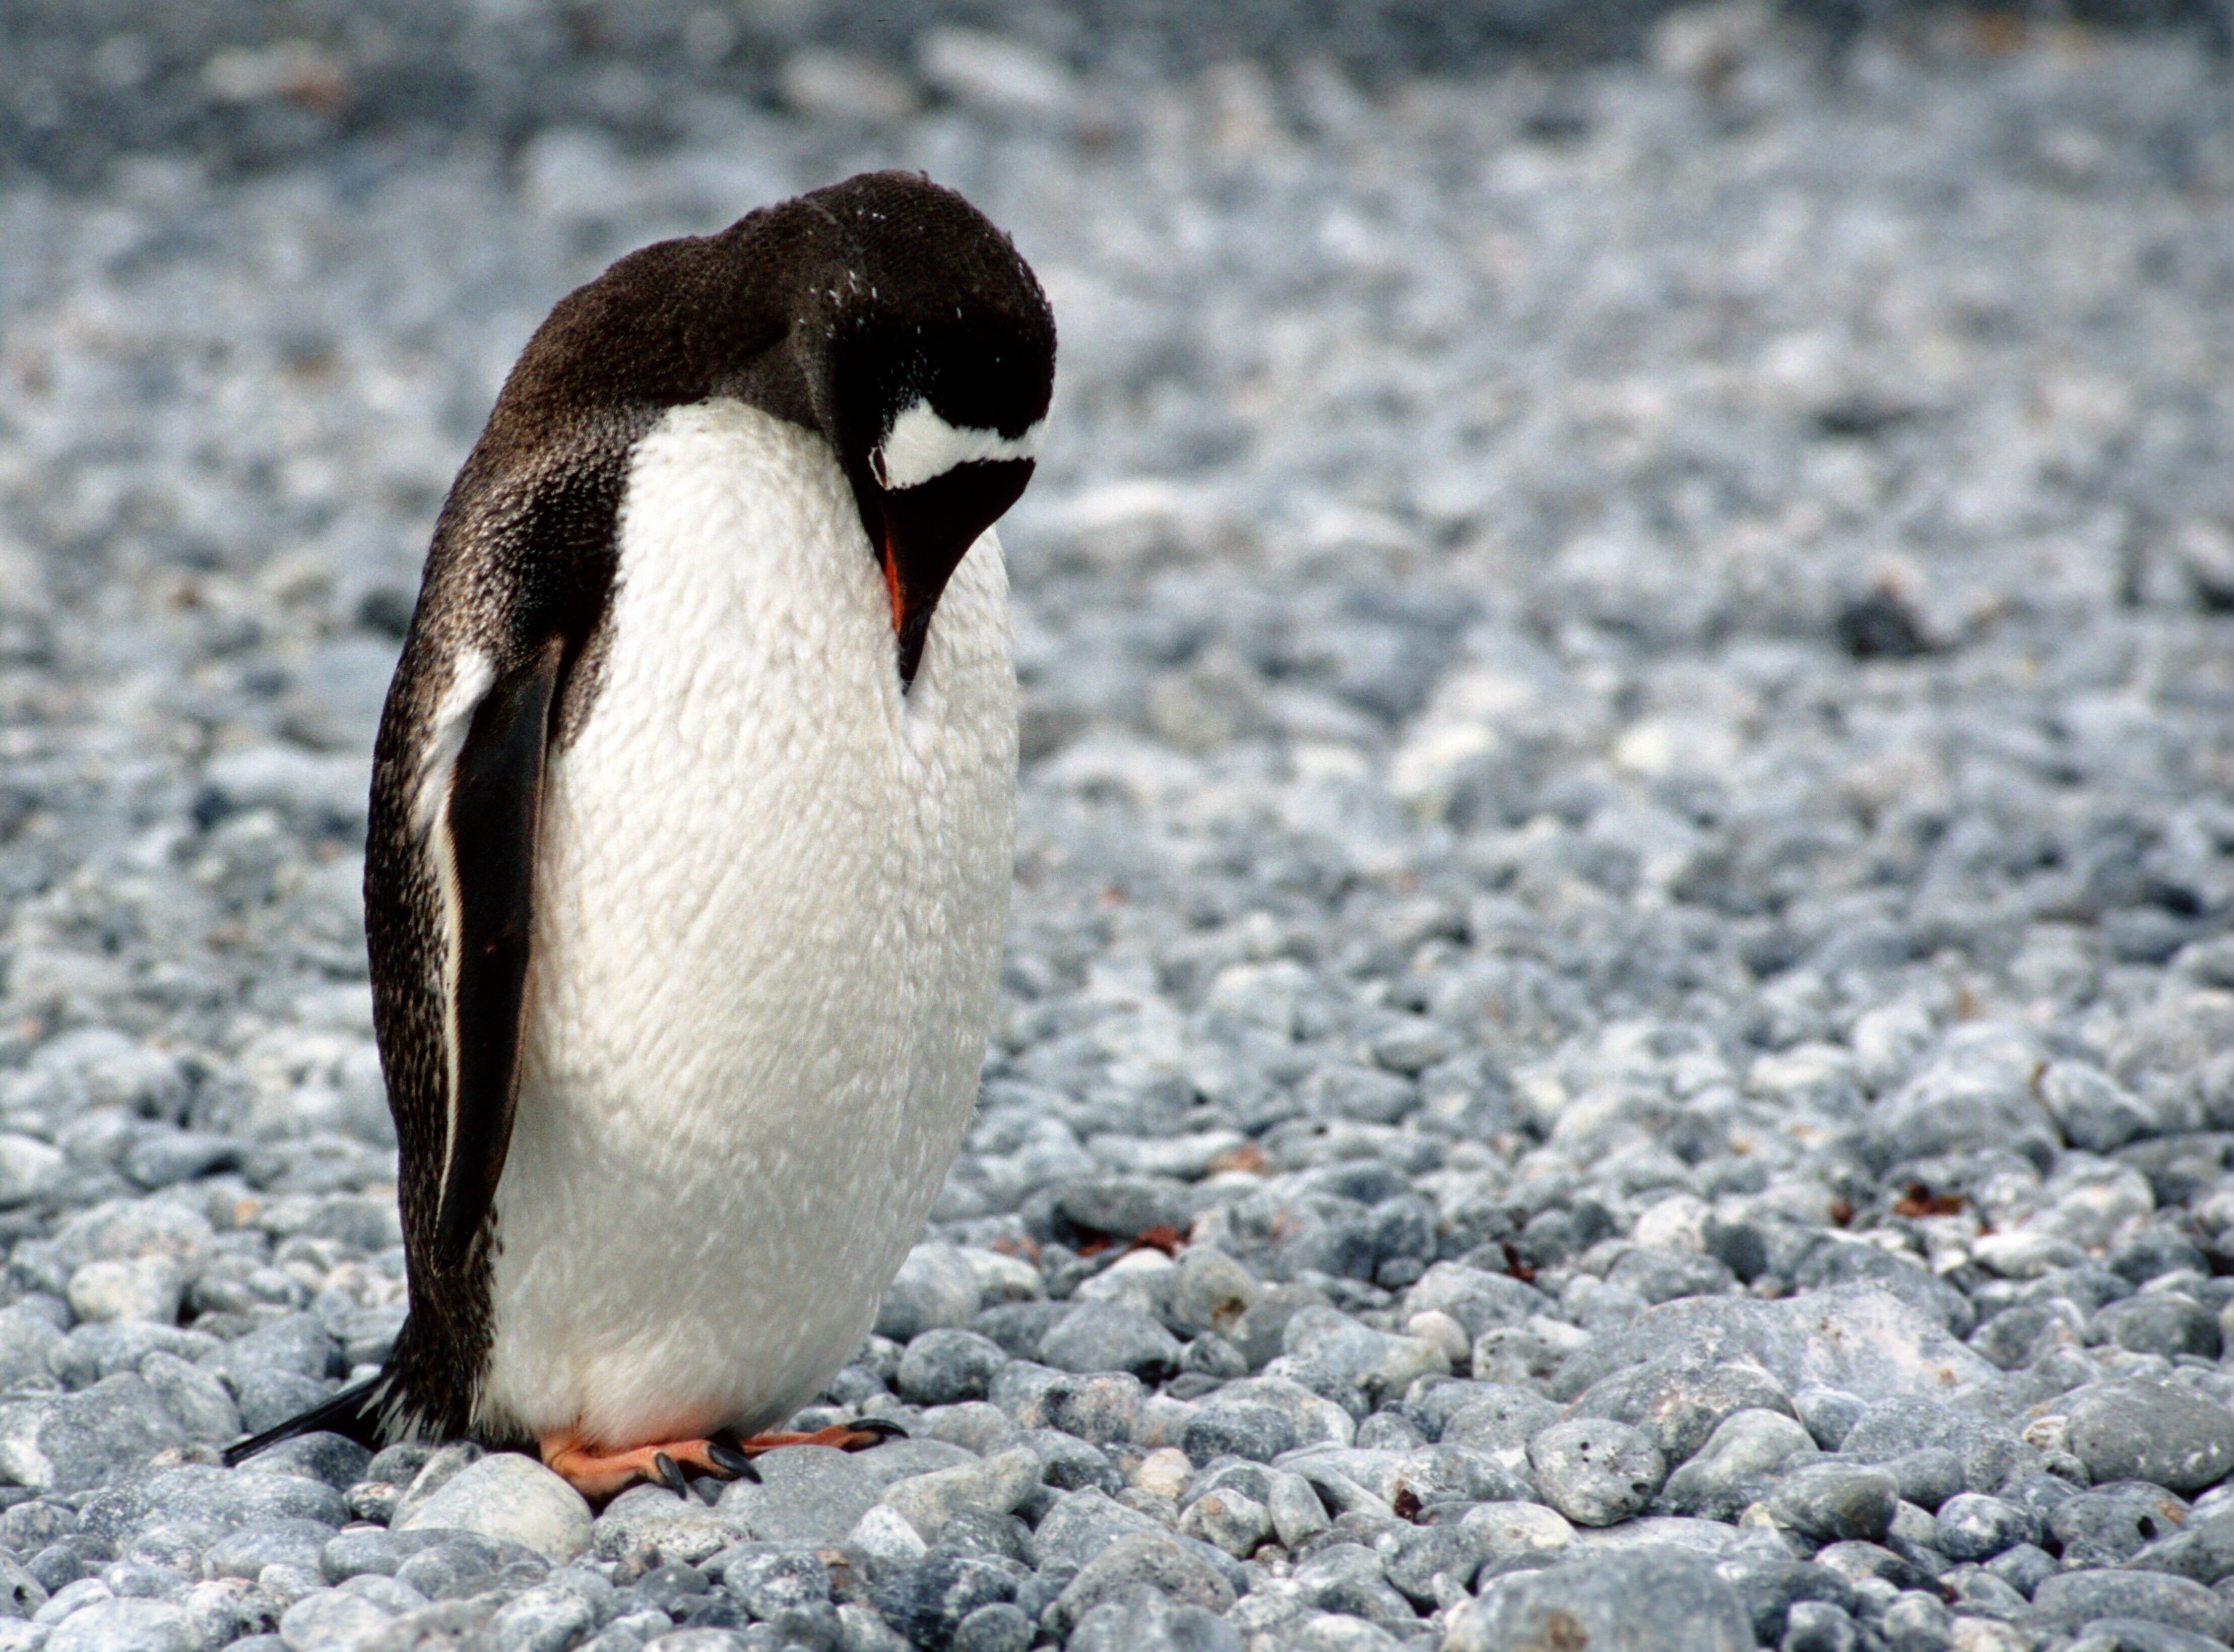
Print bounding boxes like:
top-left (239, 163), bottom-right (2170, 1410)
top-left (539, 1419), bottom-right (906, 1500)
top-left (734, 1419), bottom-right (909, 1456)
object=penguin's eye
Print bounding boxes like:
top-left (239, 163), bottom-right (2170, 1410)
top-left (872, 399), bottom-right (1044, 494)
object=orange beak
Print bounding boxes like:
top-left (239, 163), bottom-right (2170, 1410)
top-left (882, 536), bottom-right (905, 635)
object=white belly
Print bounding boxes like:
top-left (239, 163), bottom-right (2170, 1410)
top-left (475, 399), bottom-right (1015, 1448)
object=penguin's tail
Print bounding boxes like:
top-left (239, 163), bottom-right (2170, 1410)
top-left (222, 1371), bottom-right (396, 1467)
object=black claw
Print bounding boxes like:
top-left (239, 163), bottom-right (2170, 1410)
top-left (651, 1451), bottom-right (686, 1495)
top-left (705, 1441), bottom-right (760, 1481)
top-left (693, 1474), bottom-right (723, 1505)
top-left (852, 1419), bottom-right (909, 1444)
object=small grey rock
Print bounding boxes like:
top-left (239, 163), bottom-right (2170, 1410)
top-left (952, 1599), bottom-right (1033, 1652)
top-left (396, 1452), bottom-right (592, 1561)
top-left (1876, 1589), bottom-right (1951, 1652)
top-left (1659, 1408), bottom-right (1816, 1518)
top-left (716, 1444), bottom-right (878, 1543)
top-left (2038, 1061), bottom-right (2156, 1153)
top-left (1031, 1488), bottom-right (1166, 1571)
top-left (870, 1552), bottom-right (1020, 1649)
top-left (1165, 1248), bottom-right (1260, 1341)
top-left (1933, 1492), bottom-right (2039, 1561)
top-left (2092, 1296), bottom-right (2220, 1361)
top-left (1767, 1464), bottom-right (1900, 1545)
top-left (875, 1243), bottom-right (981, 1342)
top-left (2065, 1380), bottom-right (2234, 1494)
top-left (1066, 1585), bottom-right (1241, 1652)
top-left (1447, 1545), bottom-right (1752, 1651)
top-left (878, 1447), bottom-right (1040, 1544)
top-left (1038, 1302), bottom-right (1183, 1381)
top-left (2030, 1568), bottom-right (2234, 1641)
top-left (136, 1351), bottom-right (240, 1443)
top-left (1050, 1531), bottom-right (1235, 1632)
top-left (896, 1329), bottom-right (1010, 1405)
top-left (2052, 1484), bottom-right (2194, 1569)
top-left (1793, 1386), bottom-right (1867, 1451)
top-left (1780, 1598), bottom-right (1861, 1652)
top-left (45, 1597), bottom-right (201, 1652)
top-left (1176, 1485), bottom-right (1272, 1557)
top-left (0, 1373), bottom-right (187, 1493)
top-left (1526, 1419), bottom-right (1667, 1527)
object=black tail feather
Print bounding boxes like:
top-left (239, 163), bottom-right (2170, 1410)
top-left (221, 1374), bottom-right (388, 1468)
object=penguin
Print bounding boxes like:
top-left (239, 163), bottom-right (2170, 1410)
top-left (224, 171), bottom-right (1055, 1497)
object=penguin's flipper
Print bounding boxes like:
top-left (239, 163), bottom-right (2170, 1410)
top-left (220, 1373), bottom-right (389, 1465)
top-left (432, 634), bottom-right (566, 1268)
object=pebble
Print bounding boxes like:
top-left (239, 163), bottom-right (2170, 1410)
top-left (1525, 1419), bottom-right (1666, 1528)
top-left (45, 1598), bottom-right (201, 1652)
top-left (1660, 1408), bottom-right (1817, 1519)
top-left (714, 1445), bottom-right (878, 1544)
top-left (896, 1329), bottom-right (1011, 1406)
top-left (1037, 1303), bottom-right (1184, 1381)
top-left (1932, 1493), bottom-right (2040, 1562)
top-left (877, 1447), bottom-right (1041, 1544)
top-left (395, 1453), bottom-right (592, 1562)
top-left (1448, 1545), bottom-right (1754, 1651)
top-left (2062, 1380), bottom-right (2234, 1493)
top-left (2029, 1569), bottom-right (2234, 1642)
top-left (873, 1243), bottom-right (981, 1343)
top-left (1048, 1531), bottom-right (1235, 1633)
top-left (1765, 1465), bottom-right (1901, 1551)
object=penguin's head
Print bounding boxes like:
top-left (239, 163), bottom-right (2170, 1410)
top-left (786, 172), bottom-right (1056, 687)
top-left (479, 171), bottom-right (1054, 687)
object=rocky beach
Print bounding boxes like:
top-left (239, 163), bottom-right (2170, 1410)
top-left (0, 5), bottom-right (2230, 1648)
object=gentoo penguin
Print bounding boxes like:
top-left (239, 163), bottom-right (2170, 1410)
top-left (225, 171), bottom-right (1054, 1497)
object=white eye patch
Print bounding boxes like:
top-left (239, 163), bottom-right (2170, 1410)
top-left (871, 398), bottom-right (1044, 490)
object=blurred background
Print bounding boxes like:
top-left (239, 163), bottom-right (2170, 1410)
top-left (0, 0), bottom-right (2226, 1069)
top-left (7, 0), bottom-right (2222, 189)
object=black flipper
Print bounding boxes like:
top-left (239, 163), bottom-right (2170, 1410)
top-left (434, 635), bottom-right (564, 1268)
top-left (221, 1374), bottom-right (387, 1467)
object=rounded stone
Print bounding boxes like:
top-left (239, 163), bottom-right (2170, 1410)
top-left (952, 1600), bottom-right (1033, 1652)
top-left (1525, 1419), bottom-right (1667, 1528)
top-left (1933, 1493), bottom-right (2039, 1561)
top-left (2064, 1380), bottom-right (2234, 1495)
top-left (45, 1597), bottom-right (201, 1652)
top-left (1765, 1464), bottom-right (1900, 1545)
top-left (2030, 1569), bottom-right (2234, 1642)
top-left (396, 1452), bottom-right (592, 1562)
top-left (896, 1329), bottom-right (1010, 1406)
top-left (1448, 1545), bottom-right (1752, 1652)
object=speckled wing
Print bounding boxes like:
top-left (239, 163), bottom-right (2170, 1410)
top-left (362, 434), bottom-right (633, 1436)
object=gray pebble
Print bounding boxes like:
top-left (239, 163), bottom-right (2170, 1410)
top-left (874, 1243), bottom-right (981, 1343)
top-left (1525, 1419), bottom-right (1666, 1528)
top-left (895, 1328), bottom-right (1009, 1406)
top-left (1932, 1492), bottom-right (2039, 1561)
top-left (2064, 1380), bottom-right (2234, 1494)
top-left (1448, 1545), bottom-right (1752, 1652)
top-left (1660, 1408), bottom-right (1817, 1519)
top-left (44, 1597), bottom-right (201, 1652)
top-left (0, 1374), bottom-right (186, 1494)
top-left (1049, 1531), bottom-right (1234, 1633)
top-left (1876, 1589), bottom-right (1951, 1652)
top-left (714, 1445), bottom-right (879, 1545)
top-left (396, 1452), bottom-right (591, 1562)
top-left (1766, 1464), bottom-right (1900, 1545)
top-left (1066, 1586), bottom-right (1241, 1652)
top-left (951, 1599), bottom-right (1033, 1652)
top-left (2092, 1295), bottom-right (2220, 1360)
top-left (2030, 1568), bottom-right (2234, 1642)
top-left (1037, 1302), bottom-right (1183, 1380)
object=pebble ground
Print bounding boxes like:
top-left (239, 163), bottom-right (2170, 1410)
top-left (0, 8), bottom-right (2231, 1652)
